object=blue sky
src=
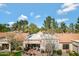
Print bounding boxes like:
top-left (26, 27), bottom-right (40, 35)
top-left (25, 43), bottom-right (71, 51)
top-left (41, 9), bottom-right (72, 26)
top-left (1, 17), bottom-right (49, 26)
top-left (0, 3), bottom-right (79, 27)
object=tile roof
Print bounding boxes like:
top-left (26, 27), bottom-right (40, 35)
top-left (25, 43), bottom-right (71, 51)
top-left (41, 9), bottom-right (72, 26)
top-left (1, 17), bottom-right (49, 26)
top-left (55, 33), bottom-right (79, 43)
top-left (0, 32), bottom-right (29, 41)
top-left (28, 32), bottom-right (54, 40)
top-left (0, 32), bottom-right (79, 43)
top-left (0, 32), bottom-right (6, 38)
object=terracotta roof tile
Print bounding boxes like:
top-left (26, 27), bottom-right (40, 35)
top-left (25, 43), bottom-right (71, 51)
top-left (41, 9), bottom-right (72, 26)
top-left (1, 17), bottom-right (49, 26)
top-left (0, 32), bottom-right (79, 43)
top-left (0, 32), bottom-right (29, 41)
top-left (55, 33), bottom-right (79, 43)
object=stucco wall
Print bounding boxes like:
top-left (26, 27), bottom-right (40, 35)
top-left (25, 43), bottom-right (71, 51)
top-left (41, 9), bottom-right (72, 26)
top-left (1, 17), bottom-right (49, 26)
top-left (59, 43), bottom-right (73, 51)
top-left (69, 43), bottom-right (73, 51)
top-left (58, 43), bottom-right (63, 50)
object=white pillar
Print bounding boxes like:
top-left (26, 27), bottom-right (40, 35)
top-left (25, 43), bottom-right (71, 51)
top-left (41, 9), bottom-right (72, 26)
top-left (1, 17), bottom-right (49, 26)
top-left (59, 43), bottom-right (63, 50)
top-left (23, 42), bottom-right (26, 48)
top-left (9, 43), bottom-right (11, 51)
top-left (69, 44), bottom-right (73, 51)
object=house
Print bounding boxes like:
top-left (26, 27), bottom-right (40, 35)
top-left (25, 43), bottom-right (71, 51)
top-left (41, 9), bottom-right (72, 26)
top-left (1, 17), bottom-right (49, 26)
top-left (0, 32), bottom-right (11, 52)
top-left (23, 32), bottom-right (79, 52)
top-left (72, 40), bottom-right (79, 53)
top-left (0, 37), bottom-right (11, 52)
top-left (0, 32), bottom-right (28, 52)
top-left (23, 32), bottom-right (59, 51)
top-left (54, 33), bottom-right (79, 52)
top-left (0, 32), bottom-right (79, 53)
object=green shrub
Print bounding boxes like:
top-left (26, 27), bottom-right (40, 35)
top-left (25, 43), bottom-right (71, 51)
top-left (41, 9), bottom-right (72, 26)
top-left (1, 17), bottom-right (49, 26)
top-left (73, 51), bottom-right (79, 56)
top-left (69, 52), bottom-right (73, 56)
top-left (53, 50), bottom-right (57, 54)
top-left (10, 52), bottom-right (15, 56)
top-left (0, 52), bottom-right (10, 56)
top-left (69, 51), bottom-right (79, 56)
top-left (15, 46), bottom-right (22, 51)
top-left (13, 51), bottom-right (22, 56)
top-left (57, 50), bottom-right (62, 56)
top-left (69, 51), bottom-right (75, 56)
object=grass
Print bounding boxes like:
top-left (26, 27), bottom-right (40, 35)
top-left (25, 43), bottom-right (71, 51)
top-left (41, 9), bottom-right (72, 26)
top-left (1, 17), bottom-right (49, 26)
top-left (0, 51), bottom-right (22, 56)
top-left (0, 52), bottom-right (10, 56)
top-left (12, 51), bottom-right (22, 56)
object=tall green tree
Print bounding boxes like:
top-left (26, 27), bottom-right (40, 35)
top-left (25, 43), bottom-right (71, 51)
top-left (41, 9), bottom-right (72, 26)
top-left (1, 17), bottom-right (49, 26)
top-left (51, 19), bottom-right (58, 29)
top-left (69, 23), bottom-right (74, 33)
top-left (75, 17), bottom-right (79, 33)
top-left (43, 16), bottom-right (58, 33)
top-left (51, 19), bottom-right (58, 32)
top-left (43, 16), bottom-right (52, 29)
top-left (12, 20), bottom-right (28, 32)
top-left (0, 24), bottom-right (10, 32)
top-left (12, 23), bottom-right (18, 31)
top-left (29, 23), bottom-right (39, 34)
top-left (60, 22), bottom-right (67, 33)
top-left (17, 20), bottom-right (28, 32)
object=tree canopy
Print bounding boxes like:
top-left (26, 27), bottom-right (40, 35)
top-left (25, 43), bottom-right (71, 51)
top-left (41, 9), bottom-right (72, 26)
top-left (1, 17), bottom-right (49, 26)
top-left (29, 23), bottom-right (39, 34)
top-left (0, 16), bottom-right (79, 33)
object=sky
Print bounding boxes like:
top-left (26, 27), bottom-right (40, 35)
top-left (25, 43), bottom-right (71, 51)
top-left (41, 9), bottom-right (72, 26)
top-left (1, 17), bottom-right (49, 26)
top-left (0, 3), bottom-right (79, 27)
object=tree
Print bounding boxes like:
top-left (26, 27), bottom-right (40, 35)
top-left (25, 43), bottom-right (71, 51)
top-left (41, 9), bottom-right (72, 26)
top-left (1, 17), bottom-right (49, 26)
top-left (44, 32), bottom-right (59, 56)
top-left (0, 24), bottom-right (10, 32)
top-left (17, 20), bottom-right (28, 32)
top-left (12, 20), bottom-right (28, 32)
top-left (40, 27), bottom-right (46, 32)
top-left (7, 33), bottom-right (22, 51)
top-left (51, 19), bottom-right (58, 33)
top-left (43, 16), bottom-right (58, 33)
top-left (69, 23), bottom-right (74, 33)
top-left (29, 23), bottom-right (39, 34)
top-left (6, 33), bottom-right (15, 51)
top-left (60, 22), bottom-right (67, 33)
top-left (43, 16), bottom-right (52, 29)
top-left (12, 23), bottom-right (18, 31)
top-left (75, 17), bottom-right (79, 33)
top-left (56, 27), bottom-right (62, 33)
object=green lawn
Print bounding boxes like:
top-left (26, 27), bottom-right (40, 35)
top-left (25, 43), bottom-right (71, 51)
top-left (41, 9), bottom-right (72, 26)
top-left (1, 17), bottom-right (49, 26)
top-left (0, 51), bottom-right (22, 56)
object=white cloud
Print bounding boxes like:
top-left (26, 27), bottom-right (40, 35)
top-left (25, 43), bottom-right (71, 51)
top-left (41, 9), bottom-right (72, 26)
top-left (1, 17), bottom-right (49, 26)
top-left (8, 22), bottom-right (15, 27)
top-left (0, 4), bottom-right (6, 7)
top-left (35, 15), bottom-right (41, 19)
top-left (61, 3), bottom-right (73, 8)
top-left (0, 4), bottom-right (11, 15)
top-left (30, 12), bottom-right (34, 16)
top-left (57, 3), bottom-right (79, 14)
top-left (56, 18), bottom-right (69, 23)
top-left (18, 14), bottom-right (28, 21)
top-left (5, 11), bottom-right (11, 15)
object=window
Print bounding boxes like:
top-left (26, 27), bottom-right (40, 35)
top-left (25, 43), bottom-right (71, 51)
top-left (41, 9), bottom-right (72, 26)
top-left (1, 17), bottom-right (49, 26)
top-left (63, 44), bottom-right (69, 49)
